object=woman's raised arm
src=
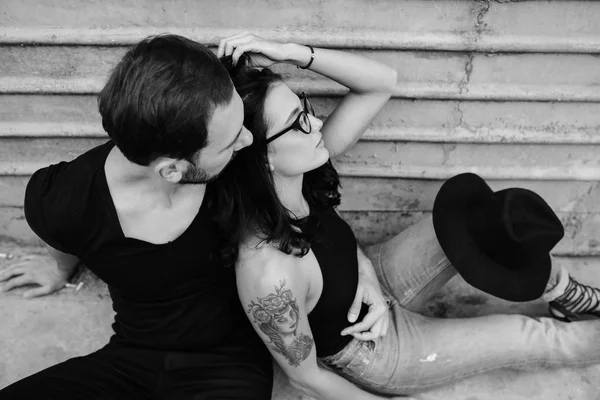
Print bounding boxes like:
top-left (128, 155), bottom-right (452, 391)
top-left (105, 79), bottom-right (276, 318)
top-left (285, 44), bottom-right (397, 157)
top-left (218, 33), bottom-right (397, 157)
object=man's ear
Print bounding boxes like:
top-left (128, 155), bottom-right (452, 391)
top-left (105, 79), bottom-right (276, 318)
top-left (155, 158), bottom-right (186, 183)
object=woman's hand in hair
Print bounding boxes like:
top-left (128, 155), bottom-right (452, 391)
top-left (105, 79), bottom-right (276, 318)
top-left (217, 32), bottom-right (298, 68)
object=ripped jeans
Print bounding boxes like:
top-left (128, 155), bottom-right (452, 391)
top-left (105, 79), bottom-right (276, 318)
top-left (320, 216), bottom-right (600, 396)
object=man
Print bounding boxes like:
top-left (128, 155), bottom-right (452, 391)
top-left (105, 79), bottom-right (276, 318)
top-left (0, 34), bottom-right (388, 399)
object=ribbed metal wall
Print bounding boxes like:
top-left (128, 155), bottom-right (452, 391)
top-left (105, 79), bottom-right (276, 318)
top-left (1, 0), bottom-right (599, 253)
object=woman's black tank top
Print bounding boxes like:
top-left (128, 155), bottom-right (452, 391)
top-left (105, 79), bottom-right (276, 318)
top-left (306, 207), bottom-right (369, 357)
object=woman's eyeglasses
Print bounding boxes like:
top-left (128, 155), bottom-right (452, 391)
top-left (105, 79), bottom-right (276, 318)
top-left (266, 92), bottom-right (315, 144)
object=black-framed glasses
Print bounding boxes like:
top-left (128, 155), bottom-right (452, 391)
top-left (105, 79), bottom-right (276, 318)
top-left (266, 92), bottom-right (315, 144)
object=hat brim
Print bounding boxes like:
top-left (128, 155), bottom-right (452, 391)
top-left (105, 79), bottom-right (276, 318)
top-left (432, 173), bottom-right (551, 302)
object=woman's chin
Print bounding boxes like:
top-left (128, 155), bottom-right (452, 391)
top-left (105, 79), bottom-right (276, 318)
top-left (283, 151), bottom-right (330, 175)
top-left (317, 147), bottom-right (330, 162)
top-left (310, 152), bottom-right (331, 171)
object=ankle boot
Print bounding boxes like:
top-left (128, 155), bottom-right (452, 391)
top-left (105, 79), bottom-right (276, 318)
top-left (549, 276), bottom-right (600, 322)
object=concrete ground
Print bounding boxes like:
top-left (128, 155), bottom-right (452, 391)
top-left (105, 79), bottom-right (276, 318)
top-left (1, 244), bottom-right (599, 400)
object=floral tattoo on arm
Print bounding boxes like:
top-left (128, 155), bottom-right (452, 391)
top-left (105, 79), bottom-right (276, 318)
top-left (248, 280), bottom-right (314, 367)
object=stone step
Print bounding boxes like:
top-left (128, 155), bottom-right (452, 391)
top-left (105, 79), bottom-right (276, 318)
top-left (2, 46), bottom-right (600, 101)
top-left (4, 247), bottom-right (593, 312)
top-left (2, 137), bottom-right (598, 181)
top-left (3, 175), bottom-right (599, 248)
top-left (2, 96), bottom-right (600, 145)
top-left (340, 178), bottom-right (600, 213)
top-left (1, 208), bottom-right (598, 256)
top-left (3, 175), bottom-right (600, 213)
top-left (343, 210), bottom-right (600, 253)
top-left (1, 249), bottom-right (598, 399)
top-left (2, 0), bottom-right (600, 53)
top-left (333, 141), bottom-right (600, 180)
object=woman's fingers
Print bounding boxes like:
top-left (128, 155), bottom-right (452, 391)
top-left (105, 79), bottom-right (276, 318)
top-left (369, 317), bottom-right (384, 337)
top-left (380, 312), bottom-right (390, 337)
top-left (347, 286), bottom-right (364, 323)
top-left (341, 303), bottom-right (386, 336)
top-left (217, 32), bottom-right (253, 58)
top-left (350, 311), bottom-right (390, 341)
top-left (231, 42), bottom-right (257, 66)
top-left (351, 330), bottom-right (379, 341)
top-left (218, 33), bottom-right (285, 68)
top-left (224, 36), bottom-right (249, 58)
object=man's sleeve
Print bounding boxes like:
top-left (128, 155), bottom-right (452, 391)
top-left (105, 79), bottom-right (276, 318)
top-left (24, 162), bottom-right (83, 256)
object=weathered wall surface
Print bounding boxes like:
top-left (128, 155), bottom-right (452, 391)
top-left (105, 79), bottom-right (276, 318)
top-left (1, 1), bottom-right (600, 399)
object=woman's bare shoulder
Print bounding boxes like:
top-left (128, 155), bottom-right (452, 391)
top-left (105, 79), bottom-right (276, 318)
top-left (237, 236), bottom-right (304, 285)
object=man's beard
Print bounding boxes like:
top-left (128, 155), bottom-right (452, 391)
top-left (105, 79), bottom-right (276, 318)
top-left (179, 153), bottom-right (237, 184)
top-left (179, 165), bottom-right (213, 184)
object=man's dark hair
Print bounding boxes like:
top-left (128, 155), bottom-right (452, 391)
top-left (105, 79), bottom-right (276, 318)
top-left (98, 34), bottom-right (235, 166)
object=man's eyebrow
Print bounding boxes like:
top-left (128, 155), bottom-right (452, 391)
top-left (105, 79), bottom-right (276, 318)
top-left (224, 126), bottom-right (244, 150)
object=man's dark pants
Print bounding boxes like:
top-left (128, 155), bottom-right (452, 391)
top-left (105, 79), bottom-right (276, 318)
top-left (0, 341), bottom-right (273, 399)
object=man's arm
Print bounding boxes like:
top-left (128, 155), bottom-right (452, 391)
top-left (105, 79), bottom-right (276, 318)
top-left (0, 244), bottom-right (79, 298)
top-left (46, 244), bottom-right (81, 277)
top-left (3, 164), bottom-right (84, 298)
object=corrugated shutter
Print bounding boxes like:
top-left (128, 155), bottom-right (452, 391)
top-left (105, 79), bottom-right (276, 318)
top-left (2, 0), bottom-right (599, 255)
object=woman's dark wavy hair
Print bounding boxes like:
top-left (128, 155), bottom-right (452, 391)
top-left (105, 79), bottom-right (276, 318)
top-left (208, 55), bottom-right (341, 267)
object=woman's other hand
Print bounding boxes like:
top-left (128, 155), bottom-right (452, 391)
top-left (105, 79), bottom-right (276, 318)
top-left (342, 272), bottom-right (390, 340)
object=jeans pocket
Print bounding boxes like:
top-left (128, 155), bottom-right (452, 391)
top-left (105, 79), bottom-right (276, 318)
top-left (322, 339), bottom-right (377, 380)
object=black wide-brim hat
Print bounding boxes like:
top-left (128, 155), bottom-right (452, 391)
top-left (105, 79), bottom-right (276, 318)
top-left (432, 173), bottom-right (564, 302)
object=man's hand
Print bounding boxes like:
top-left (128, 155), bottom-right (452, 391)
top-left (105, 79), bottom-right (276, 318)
top-left (341, 270), bottom-right (390, 340)
top-left (0, 255), bottom-right (72, 298)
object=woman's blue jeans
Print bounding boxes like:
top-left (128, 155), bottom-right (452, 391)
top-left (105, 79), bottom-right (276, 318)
top-left (320, 216), bottom-right (600, 396)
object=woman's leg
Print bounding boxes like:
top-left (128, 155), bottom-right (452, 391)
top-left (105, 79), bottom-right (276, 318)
top-left (364, 215), bottom-right (457, 313)
top-left (544, 260), bottom-right (600, 322)
top-left (325, 303), bottom-right (600, 396)
top-left (335, 215), bottom-right (600, 395)
top-left (365, 215), bottom-right (594, 318)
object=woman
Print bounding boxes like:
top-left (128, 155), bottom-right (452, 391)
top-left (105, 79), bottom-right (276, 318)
top-left (210, 34), bottom-right (600, 399)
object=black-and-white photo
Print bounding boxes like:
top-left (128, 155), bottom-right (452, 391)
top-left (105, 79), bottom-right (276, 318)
top-left (1, 1), bottom-right (599, 399)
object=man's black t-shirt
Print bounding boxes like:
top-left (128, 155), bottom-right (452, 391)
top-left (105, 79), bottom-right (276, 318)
top-left (24, 141), bottom-right (258, 352)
